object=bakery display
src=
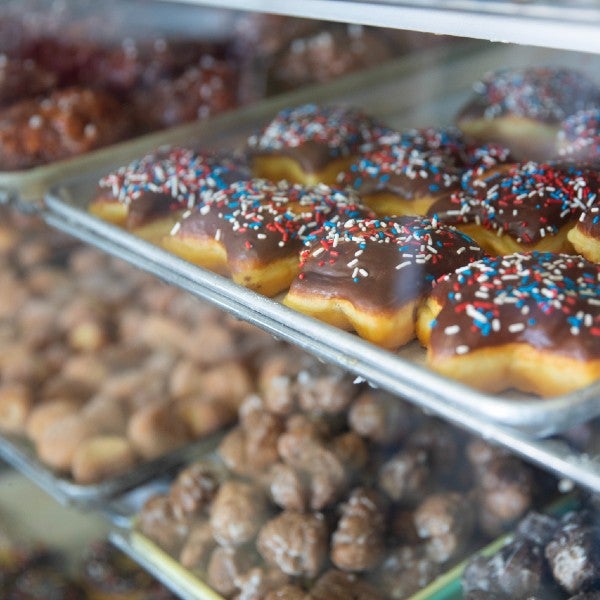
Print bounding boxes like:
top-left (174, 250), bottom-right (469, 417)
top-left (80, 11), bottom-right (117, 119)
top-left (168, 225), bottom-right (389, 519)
top-left (89, 147), bottom-right (250, 242)
top-left (163, 178), bottom-right (370, 296)
top-left (135, 346), bottom-right (556, 598)
top-left (247, 104), bottom-right (386, 185)
top-left (283, 215), bottom-right (486, 348)
top-left (455, 66), bottom-right (600, 161)
top-left (416, 252), bottom-right (600, 396)
top-left (428, 161), bottom-right (600, 255)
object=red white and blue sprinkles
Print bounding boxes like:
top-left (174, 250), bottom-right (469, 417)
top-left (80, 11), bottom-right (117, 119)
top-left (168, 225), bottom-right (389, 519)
top-left (247, 103), bottom-right (385, 157)
top-left (430, 161), bottom-right (600, 244)
top-left (338, 143), bottom-right (462, 196)
top-left (558, 108), bottom-right (600, 160)
top-left (170, 178), bottom-right (369, 250)
top-left (98, 147), bottom-right (249, 209)
top-left (428, 252), bottom-right (600, 358)
top-left (299, 215), bottom-right (484, 287)
top-left (464, 67), bottom-right (600, 121)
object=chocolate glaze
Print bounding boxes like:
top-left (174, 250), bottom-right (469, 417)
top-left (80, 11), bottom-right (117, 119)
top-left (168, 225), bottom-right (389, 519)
top-left (247, 104), bottom-right (386, 173)
top-left (428, 252), bottom-right (600, 360)
top-left (429, 162), bottom-right (600, 245)
top-left (170, 179), bottom-right (370, 267)
top-left (293, 216), bottom-right (486, 311)
top-left (95, 148), bottom-right (250, 227)
top-left (340, 146), bottom-right (462, 200)
top-left (576, 206), bottom-right (600, 238)
top-left (456, 67), bottom-right (600, 125)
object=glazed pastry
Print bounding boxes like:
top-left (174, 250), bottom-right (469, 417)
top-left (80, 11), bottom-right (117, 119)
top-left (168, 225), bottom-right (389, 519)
top-left (163, 178), bottom-right (370, 296)
top-left (428, 161), bottom-right (600, 255)
top-left (267, 23), bottom-right (399, 94)
top-left (283, 215), bottom-right (486, 348)
top-left (247, 104), bottom-right (386, 185)
top-left (0, 87), bottom-right (132, 170)
top-left (557, 108), bottom-right (600, 162)
top-left (89, 148), bottom-right (250, 242)
top-left (416, 252), bottom-right (600, 396)
top-left (132, 55), bottom-right (238, 130)
top-left (456, 67), bottom-right (600, 161)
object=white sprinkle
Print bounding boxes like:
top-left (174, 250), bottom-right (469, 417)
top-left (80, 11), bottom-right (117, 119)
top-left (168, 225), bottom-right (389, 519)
top-left (508, 323), bottom-right (525, 333)
top-left (466, 305), bottom-right (487, 323)
top-left (395, 261), bottom-right (411, 270)
top-left (456, 345), bottom-right (470, 355)
top-left (444, 325), bottom-right (460, 335)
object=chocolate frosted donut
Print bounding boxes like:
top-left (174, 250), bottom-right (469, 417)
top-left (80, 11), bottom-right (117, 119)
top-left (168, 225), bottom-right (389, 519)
top-left (163, 178), bottom-right (370, 296)
top-left (338, 126), bottom-right (514, 217)
top-left (247, 103), bottom-right (386, 185)
top-left (416, 252), bottom-right (600, 396)
top-left (338, 135), bottom-right (464, 217)
top-left (89, 148), bottom-right (250, 242)
top-left (557, 108), bottom-right (600, 163)
top-left (283, 215), bottom-right (486, 349)
top-left (456, 67), bottom-right (600, 161)
top-left (568, 206), bottom-right (600, 263)
top-left (429, 161), bottom-right (600, 255)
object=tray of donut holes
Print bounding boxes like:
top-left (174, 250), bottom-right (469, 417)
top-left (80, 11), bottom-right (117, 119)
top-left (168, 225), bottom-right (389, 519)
top-left (105, 372), bottom-right (564, 600)
top-left (44, 41), bottom-right (600, 438)
top-left (0, 208), bottom-right (280, 507)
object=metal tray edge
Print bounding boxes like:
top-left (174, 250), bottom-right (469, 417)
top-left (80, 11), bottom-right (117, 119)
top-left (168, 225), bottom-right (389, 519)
top-left (110, 529), bottom-right (224, 600)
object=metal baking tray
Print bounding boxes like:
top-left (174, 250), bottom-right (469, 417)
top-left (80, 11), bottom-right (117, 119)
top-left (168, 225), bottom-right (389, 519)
top-left (108, 494), bottom-right (578, 600)
top-left (40, 44), bottom-right (600, 491)
top-left (0, 431), bottom-right (221, 509)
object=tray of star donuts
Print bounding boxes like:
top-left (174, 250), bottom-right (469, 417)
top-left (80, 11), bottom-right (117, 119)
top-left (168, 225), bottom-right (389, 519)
top-left (43, 42), bottom-right (600, 437)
